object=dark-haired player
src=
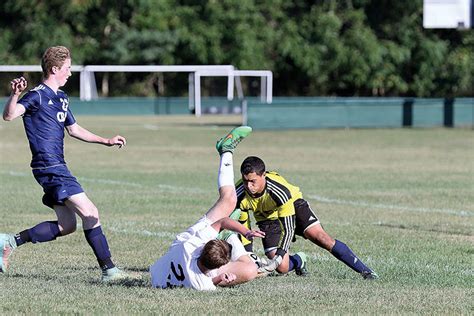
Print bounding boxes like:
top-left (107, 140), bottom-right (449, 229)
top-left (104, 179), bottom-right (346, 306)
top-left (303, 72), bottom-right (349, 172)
top-left (235, 156), bottom-right (378, 279)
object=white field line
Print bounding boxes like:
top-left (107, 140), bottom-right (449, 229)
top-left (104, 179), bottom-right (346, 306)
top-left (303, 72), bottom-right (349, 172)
top-left (143, 124), bottom-right (160, 130)
top-left (106, 226), bottom-right (177, 239)
top-left (308, 194), bottom-right (473, 217)
top-left (0, 171), bottom-right (206, 194)
top-left (2, 171), bottom-right (471, 216)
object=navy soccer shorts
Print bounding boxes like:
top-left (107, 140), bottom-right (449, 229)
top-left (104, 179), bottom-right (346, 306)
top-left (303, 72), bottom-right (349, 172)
top-left (32, 164), bottom-right (84, 209)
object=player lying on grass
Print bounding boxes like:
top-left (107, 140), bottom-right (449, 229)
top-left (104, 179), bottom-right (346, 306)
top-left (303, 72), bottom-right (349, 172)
top-left (0, 46), bottom-right (137, 282)
top-left (150, 126), bottom-right (268, 290)
top-left (235, 156), bottom-right (378, 279)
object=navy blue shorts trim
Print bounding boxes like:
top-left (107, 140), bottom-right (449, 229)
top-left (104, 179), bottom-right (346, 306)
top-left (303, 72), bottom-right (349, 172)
top-left (32, 165), bottom-right (84, 209)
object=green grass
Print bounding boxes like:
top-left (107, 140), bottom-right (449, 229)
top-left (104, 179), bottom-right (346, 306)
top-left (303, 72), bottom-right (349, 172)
top-left (1, 115), bottom-right (473, 314)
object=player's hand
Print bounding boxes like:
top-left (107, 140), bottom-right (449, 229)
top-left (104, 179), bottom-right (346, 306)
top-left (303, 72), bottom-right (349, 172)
top-left (219, 272), bottom-right (237, 285)
top-left (107, 135), bottom-right (126, 148)
top-left (244, 230), bottom-right (265, 240)
top-left (11, 77), bottom-right (27, 95)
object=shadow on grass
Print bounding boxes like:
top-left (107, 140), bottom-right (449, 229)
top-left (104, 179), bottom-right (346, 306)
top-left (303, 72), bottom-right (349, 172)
top-left (6, 265), bottom-right (151, 288)
top-left (90, 277), bottom-right (150, 288)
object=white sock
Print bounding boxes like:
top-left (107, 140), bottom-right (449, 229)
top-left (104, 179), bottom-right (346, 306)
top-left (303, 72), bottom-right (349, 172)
top-left (218, 152), bottom-right (234, 188)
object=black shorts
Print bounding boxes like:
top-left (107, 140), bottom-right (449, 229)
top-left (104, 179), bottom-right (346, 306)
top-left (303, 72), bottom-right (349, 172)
top-left (255, 199), bottom-right (320, 252)
top-left (293, 198), bottom-right (320, 236)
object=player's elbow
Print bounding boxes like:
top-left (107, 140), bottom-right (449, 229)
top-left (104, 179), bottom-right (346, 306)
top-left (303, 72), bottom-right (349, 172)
top-left (3, 113), bottom-right (14, 121)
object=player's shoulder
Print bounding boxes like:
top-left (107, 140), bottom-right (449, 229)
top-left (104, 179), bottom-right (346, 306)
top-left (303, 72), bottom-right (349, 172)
top-left (18, 84), bottom-right (44, 107)
top-left (57, 88), bottom-right (68, 97)
top-left (30, 83), bottom-right (52, 95)
top-left (22, 84), bottom-right (44, 97)
top-left (266, 171), bottom-right (288, 183)
top-left (265, 171), bottom-right (292, 205)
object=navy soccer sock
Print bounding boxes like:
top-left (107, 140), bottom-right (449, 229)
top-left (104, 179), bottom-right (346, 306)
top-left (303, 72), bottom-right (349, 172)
top-left (15, 221), bottom-right (61, 246)
top-left (84, 226), bottom-right (115, 271)
top-left (288, 254), bottom-right (303, 272)
top-left (331, 240), bottom-right (372, 273)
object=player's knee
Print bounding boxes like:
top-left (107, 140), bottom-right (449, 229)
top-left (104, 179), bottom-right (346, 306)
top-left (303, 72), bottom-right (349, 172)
top-left (276, 264), bottom-right (289, 274)
top-left (222, 191), bottom-right (237, 209)
top-left (79, 205), bottom-right (100, 220)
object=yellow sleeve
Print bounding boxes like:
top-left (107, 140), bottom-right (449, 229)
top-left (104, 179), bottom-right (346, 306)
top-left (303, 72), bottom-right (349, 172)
top-left (276, 200), bottom-right (296, 218)
top-left (238, 209), bottom-right (252, 247)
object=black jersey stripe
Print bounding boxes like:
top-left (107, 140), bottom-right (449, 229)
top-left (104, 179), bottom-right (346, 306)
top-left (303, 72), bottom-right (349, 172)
top-left (267, 180), bottom-right (291, 206)
top-left (267, 178), bottom-right (291, 202)
top-left (267, 182), bottom-right (287, 206)
top-left (235, 183), bottom-right (246, 207)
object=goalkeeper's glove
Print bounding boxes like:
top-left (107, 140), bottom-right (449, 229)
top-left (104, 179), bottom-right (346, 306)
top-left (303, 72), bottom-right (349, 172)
top-left (256, 255), bottom-right (283, 274)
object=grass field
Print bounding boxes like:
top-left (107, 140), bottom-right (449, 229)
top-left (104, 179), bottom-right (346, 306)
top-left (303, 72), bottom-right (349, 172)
top-left (0, 115), bottom-right (473, 314)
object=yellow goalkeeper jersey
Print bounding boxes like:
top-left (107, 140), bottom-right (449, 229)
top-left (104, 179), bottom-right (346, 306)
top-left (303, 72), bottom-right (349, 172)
top-left (235, 171), bottom-right (303, 222)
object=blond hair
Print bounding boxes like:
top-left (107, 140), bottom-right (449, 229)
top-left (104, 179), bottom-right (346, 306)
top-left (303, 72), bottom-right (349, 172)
top-left (41, 46), bottom-right (71, 78)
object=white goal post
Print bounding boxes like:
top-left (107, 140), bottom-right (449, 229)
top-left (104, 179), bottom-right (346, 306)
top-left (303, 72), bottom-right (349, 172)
top-left (0, 65), bottom-right (273, 117)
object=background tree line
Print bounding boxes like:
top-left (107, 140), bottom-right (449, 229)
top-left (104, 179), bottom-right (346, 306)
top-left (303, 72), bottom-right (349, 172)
top-left (1, 0), bottom-right (473, 97)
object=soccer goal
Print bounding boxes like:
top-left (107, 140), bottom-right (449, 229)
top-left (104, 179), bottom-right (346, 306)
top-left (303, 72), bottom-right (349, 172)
top-left (0, 65), bottom-right (273, 117)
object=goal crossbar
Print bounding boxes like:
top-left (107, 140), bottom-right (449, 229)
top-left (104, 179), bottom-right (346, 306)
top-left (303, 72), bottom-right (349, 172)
top-left (0, 65), bottom-right (273, 116)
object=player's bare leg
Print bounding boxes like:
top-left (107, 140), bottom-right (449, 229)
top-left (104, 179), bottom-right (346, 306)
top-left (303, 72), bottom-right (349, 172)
top-left (206, 126), bottom-right (252, 223)
top-left (53, 205), bottom-right (77, 235)
top-left (65, 193), bottom-right (101, 230)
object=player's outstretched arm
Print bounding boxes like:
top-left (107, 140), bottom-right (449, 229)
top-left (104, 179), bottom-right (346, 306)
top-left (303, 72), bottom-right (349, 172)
top-left (66, 123), bottom-right (126, 148)
top-left (212, 272), bottom-right (237, 286)
top-left (211, 217), bottom-right (265, 240)
top-left (3, 77), bottom-right (27, 121)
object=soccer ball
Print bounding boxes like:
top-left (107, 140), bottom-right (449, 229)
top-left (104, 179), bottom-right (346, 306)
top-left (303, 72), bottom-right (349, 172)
top-left (247, 252), bottom-right (274, 273)
top-left (248, 252), bottom-right (264, 268)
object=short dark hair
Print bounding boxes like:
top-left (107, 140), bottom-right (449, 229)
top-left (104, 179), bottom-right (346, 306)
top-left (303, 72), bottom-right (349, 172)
top-left (199, 239), bottom-right (232, 270)
top-left (240, 156), bottom-right (265, 176)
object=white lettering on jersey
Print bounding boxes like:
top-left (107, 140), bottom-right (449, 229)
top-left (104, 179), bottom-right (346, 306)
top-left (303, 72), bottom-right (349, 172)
top-left (57, 112), bottom-right (67, 122)
top-left (57, 98), bottom-right (69, 122)
top-left (60, 98), bottom-right (69, 111)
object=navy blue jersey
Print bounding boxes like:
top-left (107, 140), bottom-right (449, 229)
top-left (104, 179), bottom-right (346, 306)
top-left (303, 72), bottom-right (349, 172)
top-left (19, 84), bottom-right (76, 169)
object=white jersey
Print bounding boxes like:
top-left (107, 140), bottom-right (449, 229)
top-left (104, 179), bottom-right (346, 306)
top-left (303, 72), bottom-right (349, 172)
top-left (150, 216), bottom-right (218, 291)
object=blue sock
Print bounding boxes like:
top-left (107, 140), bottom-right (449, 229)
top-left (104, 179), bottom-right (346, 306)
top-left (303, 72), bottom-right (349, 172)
top-left (84, 226), bottom-right (115, 270)
top-left (331, 240), bottom-right (372, 273)
top-left (288, 254), bottom-right (303, 272)
top-left (21, 221), bottom-right (61, 244)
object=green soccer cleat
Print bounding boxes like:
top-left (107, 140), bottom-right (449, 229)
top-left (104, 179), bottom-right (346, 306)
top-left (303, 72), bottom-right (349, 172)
top-left (361, 270), bottom-right (379, 280)
top-left (217, 209), bottom-right (242, 240)
top-left (294, 252), bottom-right (309, 276)
top-left (0, 234), bottom-right (17, 273)
top-left (101, 267), bottom-right (141, 283)
top-left (216, 126), bottom-right (252, 154)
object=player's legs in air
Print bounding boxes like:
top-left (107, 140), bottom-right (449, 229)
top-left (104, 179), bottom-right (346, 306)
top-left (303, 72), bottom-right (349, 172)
top-left (205, 126), bottom-right (252, 223)
top-left (205, 126), bottom-right (262, 285)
